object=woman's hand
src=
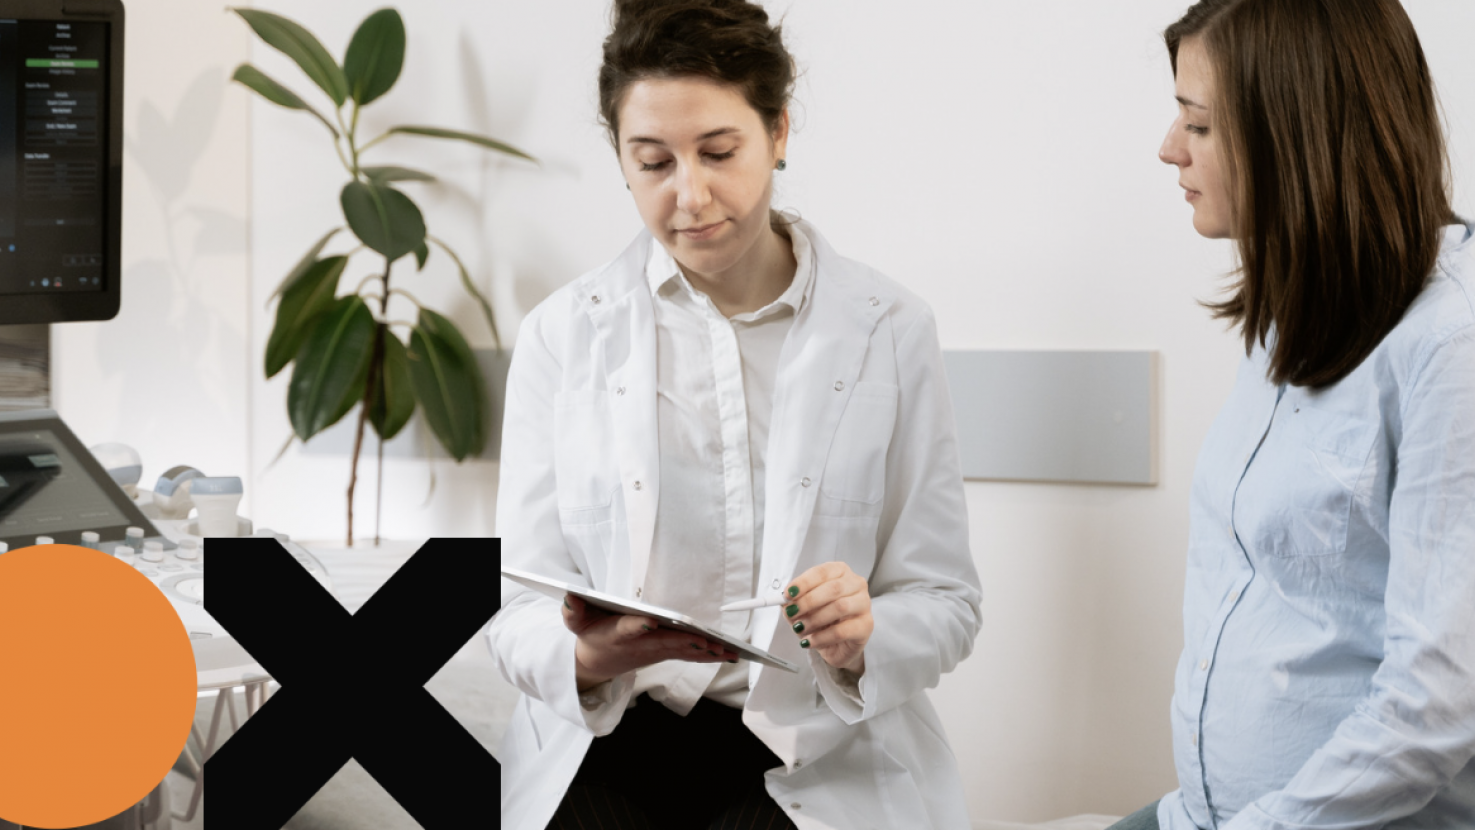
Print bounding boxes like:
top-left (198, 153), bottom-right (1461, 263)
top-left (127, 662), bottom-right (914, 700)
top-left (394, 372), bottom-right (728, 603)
top-left (561, 594), bottom-right (739, 691)
top-left (785, 561), bottom-right (873, 674)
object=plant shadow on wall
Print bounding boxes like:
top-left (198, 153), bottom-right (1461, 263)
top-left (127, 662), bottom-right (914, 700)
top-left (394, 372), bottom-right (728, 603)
top-left (113, 69), bottom-right (247, 433)
top-left (230, 6), bottom-right (536, 546)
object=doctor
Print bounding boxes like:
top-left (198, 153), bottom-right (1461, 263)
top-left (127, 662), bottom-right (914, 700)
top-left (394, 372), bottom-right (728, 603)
top-left (487, 1), bottom-right (982, 828)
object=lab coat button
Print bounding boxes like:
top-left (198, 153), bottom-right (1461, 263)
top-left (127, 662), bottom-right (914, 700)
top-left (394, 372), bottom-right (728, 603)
top-left (591, 295), bottom-right (601, 305)
top-left (793, 759), bottom-right (802, 768)
top-left (868, 296), bottom-right (879, 306)
top-left (790, 802), bottom-right (801, 810)
top-left (615, 386), bottom-right (625, 396)
top-left (834, 381), bottom-right (844, 391)
top-left (636, 587), bottom-right (642, 598)
top-left (801, 477), bottom-right (811, 488)
top-left (771, 578), bottom-right (781, 590)
top-left (633, 481), bottom-right (643, 491)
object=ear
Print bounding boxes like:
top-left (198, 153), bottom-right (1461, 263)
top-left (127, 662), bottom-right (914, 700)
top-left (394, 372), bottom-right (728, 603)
top-left (772, 107), bottom-right (791, 160)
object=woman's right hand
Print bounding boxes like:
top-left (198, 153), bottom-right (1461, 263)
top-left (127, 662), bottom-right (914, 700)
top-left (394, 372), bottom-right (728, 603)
top-left (562, 594), bottom-right (739, 691)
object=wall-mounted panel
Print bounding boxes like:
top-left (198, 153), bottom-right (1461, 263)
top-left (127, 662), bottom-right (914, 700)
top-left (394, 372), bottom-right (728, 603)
top-left (943, 350), bottom-right (1158, 486)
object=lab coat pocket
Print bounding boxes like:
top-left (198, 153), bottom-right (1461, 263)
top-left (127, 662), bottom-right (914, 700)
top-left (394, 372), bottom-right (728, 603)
top-left (818, 382), bottom-right (899, 512)
top-left (553, 389), bottom-right (620, 512)
top-left (1254, 404), bottom-right (1377, 558)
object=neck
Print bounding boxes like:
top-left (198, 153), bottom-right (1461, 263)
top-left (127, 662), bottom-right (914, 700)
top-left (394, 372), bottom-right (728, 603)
top-left (682, 219), bottom-right (797, 317)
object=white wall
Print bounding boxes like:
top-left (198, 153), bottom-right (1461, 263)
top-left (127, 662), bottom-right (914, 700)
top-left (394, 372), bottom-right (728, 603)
top-left (60, 0), bottom-right (1475, 823)
top-left (51, 0), bottom-right (252, 506)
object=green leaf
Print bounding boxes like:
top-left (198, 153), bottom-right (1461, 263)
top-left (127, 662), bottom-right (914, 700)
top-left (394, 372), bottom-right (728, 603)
top-left (266, 255), bottom-right (348, 378)
top-left (270, 227), bottom-right (344, 302)
top-left (340, 180), bottom-right (427, 262)
top-left (343, 8), bottom-right (405, 106)
top-left (380, 125), bottom-right (536, 162)
top-left (369, 328), bottom-right (416, 440)
top-left (231, 64), bottom-right (339, 137)
top-left (429, 236), bottom-right (499, 349)
top-left (288, 296), bottom-right (376, 440)
top-left (407, 309), bottom-right (486, 460)
top-left (362, 165), bottom-right (436, 184)
top-left (413, 241), bottom-right (429, 271)
top-left (230, 8), bottom-right (349, 107)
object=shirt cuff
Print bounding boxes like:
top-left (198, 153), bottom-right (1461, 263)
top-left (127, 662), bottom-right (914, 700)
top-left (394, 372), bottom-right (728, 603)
top-left (577, 671), bottom-right (636, 736)
top-left (810, 651), bottom-right (867, 724)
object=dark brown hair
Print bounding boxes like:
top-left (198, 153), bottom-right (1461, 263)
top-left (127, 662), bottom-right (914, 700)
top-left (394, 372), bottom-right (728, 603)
top-left (1166, 0), bottom-right (1453, 388)
top-left (598, 0), bottom-right (795, 147)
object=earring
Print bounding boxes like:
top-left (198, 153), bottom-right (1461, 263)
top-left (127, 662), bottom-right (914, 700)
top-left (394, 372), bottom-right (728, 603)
top-left (776, 159), bottom-right (787, 171)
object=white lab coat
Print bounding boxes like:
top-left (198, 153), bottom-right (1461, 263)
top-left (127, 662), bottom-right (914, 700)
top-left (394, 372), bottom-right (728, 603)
top-left (489, 220), bottom-right (983, 830)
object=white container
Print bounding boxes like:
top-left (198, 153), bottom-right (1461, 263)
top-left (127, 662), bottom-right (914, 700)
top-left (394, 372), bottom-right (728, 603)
top-left (192, 477), bottom-right (244, 538)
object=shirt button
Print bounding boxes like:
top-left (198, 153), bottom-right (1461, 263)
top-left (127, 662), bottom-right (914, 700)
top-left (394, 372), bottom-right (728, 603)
top-left (632, 481), bottom-right (643, 491)
top-left (615, 386), bottom-right (625, 396)
top-left (635, 587), bottom-right (642, 598)
top-left (868, 296), bottom-right (879, 306)
top-left (794, 759), bottom-right (803, 768)
top-left (790, 802), bottom-right (801, 810)
top-left (1190, 732), bottom-right (1198, 747)
top-left (1199, 659), bottom-right (1209, 671)
top-left (1229, 590), bottom-right (1240, 602)
top-left (834, 381), bottom-right (845, 391)
top-left (801, 477), bottom-right (812, 488)
top-left (591, 295), bottom-right (601, 305)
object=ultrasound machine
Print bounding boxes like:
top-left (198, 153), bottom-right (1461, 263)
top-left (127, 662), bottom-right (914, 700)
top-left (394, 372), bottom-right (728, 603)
top-left (0, 2), bottom-right (328, 828)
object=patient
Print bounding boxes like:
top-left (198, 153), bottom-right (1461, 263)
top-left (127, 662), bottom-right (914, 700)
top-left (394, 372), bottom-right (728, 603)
top-left (1113, 1), bottom-right (1475, 828)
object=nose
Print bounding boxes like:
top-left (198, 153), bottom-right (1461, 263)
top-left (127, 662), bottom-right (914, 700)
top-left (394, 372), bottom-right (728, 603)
top-left (1159, 118), bottom-right (1187, 167)
top-left (673, 157), bottom-right (712, 217)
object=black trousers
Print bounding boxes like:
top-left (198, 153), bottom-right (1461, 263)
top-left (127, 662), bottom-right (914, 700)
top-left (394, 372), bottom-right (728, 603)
top-left (547, 694), bottom-right (799, 830)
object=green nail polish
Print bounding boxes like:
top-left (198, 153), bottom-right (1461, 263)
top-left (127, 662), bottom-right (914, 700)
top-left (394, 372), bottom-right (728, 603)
top-left (690, 643), bottom-right (702, 649)
top-left (788, 585), bottom-right (799, 598)
top-left (641, 624), bottom-right (652, 631)
top-left (728, 658), bottom-right (738, 664)
top-left (707, 650), bottom-right (718, 656)
top-left (563, 598), bottom-right (571, 610)
top-left (792, 621), bottom-right (805, 634)
top-left (800, 639), bottom-right (810, 649)
top-left (786, 603), bottom-right (799, 618)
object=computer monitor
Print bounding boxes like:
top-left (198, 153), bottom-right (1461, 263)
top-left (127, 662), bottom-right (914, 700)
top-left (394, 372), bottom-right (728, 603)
top-left (0, 0), bottom-right (123, 324)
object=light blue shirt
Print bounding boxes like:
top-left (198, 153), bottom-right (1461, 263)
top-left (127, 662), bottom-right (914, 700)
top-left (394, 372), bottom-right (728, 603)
top-left (1160, 221), bottom-right (1475, 830)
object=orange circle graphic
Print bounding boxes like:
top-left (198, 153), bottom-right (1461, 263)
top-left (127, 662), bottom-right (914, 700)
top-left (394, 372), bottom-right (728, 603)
top-left (0, 544), bottom-right (197, 828)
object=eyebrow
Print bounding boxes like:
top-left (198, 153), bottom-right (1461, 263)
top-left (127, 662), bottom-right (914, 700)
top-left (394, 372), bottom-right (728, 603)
top-left (625, 126), bottom-right (742, 146)
top-left (1176, 95), bottom-right (1208, 111)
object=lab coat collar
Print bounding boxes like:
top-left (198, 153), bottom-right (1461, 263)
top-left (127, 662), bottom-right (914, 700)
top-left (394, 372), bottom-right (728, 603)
top-left (574, 219), bottom-right (896, 610)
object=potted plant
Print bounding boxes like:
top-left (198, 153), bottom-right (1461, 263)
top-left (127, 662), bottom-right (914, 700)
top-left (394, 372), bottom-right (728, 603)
top-left (230, 6), bottom-right (534, 545)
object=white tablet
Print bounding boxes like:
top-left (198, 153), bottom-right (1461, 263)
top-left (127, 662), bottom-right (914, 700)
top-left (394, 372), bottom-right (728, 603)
top-left (501, 566), bottom-right (801, 673)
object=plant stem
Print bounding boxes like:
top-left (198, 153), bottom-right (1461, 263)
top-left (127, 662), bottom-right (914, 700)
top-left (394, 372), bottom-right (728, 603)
top-left (346, 258), bottom-right (392, 547)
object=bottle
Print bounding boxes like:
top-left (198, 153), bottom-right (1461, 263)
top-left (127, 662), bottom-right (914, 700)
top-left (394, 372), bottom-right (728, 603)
top-left (80, 531), bottom-right (101, 550)
top-left (115, 545), bottom-right (136, 566)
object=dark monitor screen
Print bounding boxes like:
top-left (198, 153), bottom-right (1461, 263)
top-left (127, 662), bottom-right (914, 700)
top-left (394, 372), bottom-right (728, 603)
top-left (0, 408), bottom-right (160, 550)
top-left (0, 0), bottom-right (122, 324)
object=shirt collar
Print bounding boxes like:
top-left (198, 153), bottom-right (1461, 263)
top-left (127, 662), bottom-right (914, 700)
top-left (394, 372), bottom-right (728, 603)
top-left (644, 217), bottom-right (815, 318)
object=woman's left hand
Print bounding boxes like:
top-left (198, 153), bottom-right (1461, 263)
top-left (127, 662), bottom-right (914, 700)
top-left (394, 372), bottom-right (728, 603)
top-left (785, 561), bottom-right (872, 674)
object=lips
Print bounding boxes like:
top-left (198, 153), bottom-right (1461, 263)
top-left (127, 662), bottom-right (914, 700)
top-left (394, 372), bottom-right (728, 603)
top-left (678, 220), bottom-right (726, 240)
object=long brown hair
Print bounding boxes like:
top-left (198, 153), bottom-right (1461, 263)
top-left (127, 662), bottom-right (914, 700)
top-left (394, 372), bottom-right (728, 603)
top-left (1166, 0), bottom-right (1453, 388)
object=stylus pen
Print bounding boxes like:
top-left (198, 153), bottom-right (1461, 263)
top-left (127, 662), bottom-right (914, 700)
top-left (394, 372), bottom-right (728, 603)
top-left (720, 594), bottom-right (790, 612)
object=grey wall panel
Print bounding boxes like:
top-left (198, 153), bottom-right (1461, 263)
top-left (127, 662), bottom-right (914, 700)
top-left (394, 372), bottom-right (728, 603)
top-left (943, 350), bottom-right (1158, 486)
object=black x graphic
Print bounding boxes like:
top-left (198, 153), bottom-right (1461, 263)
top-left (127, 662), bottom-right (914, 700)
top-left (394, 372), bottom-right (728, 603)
top-left (204, 537), bottom-right (501, 829)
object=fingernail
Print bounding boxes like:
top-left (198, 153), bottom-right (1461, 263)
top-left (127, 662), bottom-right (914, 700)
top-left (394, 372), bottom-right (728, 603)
top-left (792, 621), bottom-right (805, 634)
top-left (800, 639), bottom-right (810, 649)
top-left (788, 585), bottom-right (799, 598)
top-left (786, 603), bottom-right (799, 618)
